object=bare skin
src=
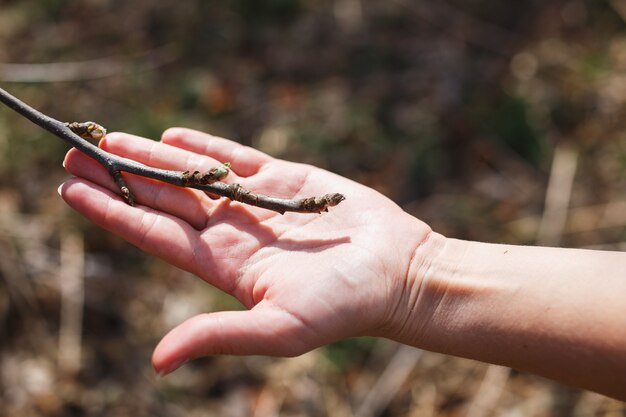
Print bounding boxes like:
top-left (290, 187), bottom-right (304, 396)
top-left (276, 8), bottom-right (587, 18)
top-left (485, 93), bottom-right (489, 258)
top-left (60, 128), bottom-right (626, 400)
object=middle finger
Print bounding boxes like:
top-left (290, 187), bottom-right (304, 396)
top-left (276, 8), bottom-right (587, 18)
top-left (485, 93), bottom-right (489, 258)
top-left (102, 132), bottom-right (244, 181)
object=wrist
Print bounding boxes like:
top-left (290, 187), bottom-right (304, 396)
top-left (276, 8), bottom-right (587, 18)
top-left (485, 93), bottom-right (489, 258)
top-left (383, 232), bottom-right (469, 349)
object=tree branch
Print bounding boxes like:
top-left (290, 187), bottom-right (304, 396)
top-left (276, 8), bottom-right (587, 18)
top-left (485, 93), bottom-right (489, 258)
top-left (0, 87), bottom-right (345, 214)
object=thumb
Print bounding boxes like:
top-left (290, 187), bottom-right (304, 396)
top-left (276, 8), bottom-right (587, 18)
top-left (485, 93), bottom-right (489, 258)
top-left (152, 303), bottom-right (312, 375)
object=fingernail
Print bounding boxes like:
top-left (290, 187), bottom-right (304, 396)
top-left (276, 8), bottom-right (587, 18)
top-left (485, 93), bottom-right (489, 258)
top-left (57, 184), bottom-right (63, 196)
top-left (158, 357), bottom-right (188, 376)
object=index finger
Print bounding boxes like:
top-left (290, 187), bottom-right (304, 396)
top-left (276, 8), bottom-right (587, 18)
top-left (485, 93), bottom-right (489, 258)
top-left (161, 128), bottom-right (273, 177)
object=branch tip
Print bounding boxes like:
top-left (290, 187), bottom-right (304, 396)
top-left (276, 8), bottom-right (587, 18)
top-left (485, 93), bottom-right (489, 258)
top-left (300, 193), bottom-right (346, 213)
top-left (111, 171), bottom-right (135, 206)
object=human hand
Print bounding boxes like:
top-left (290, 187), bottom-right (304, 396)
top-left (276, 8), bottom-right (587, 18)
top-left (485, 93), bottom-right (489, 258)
top-left (60, 128), bottom-right (435, 375)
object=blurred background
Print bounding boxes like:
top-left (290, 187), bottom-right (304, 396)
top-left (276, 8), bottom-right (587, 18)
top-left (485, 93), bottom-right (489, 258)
top-left (0, 0), bottom-right (625, 415)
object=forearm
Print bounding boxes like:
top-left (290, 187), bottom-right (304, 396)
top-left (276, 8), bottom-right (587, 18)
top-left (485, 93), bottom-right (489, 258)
top-left (394, 233), bottom-right (626, 400)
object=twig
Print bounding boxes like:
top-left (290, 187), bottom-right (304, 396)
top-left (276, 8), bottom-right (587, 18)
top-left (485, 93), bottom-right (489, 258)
top-left (464, 365), bottom-right (510, 417)
top-left (0, 87), bottom-right (345, 214)
top-left (609, 0), bottom-right (626, 23)
top-left (537, 144), bottom-right (578, 246)
top-left (354, 344), bottom-right (424, 417)
top-left (507, 199), bottom-right (626, 242)
top-left (58, 229), bottom-right (85, 375)
top-left (0, 46), bottom-right (177, 83)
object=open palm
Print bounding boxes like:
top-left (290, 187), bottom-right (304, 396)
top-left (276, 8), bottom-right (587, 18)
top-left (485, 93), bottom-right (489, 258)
top-left (60, 128), bottom-right (431, 374)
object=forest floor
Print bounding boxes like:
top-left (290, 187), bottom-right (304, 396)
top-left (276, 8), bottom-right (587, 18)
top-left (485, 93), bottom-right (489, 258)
top-left (0, 1), bottom-right (625, 415)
